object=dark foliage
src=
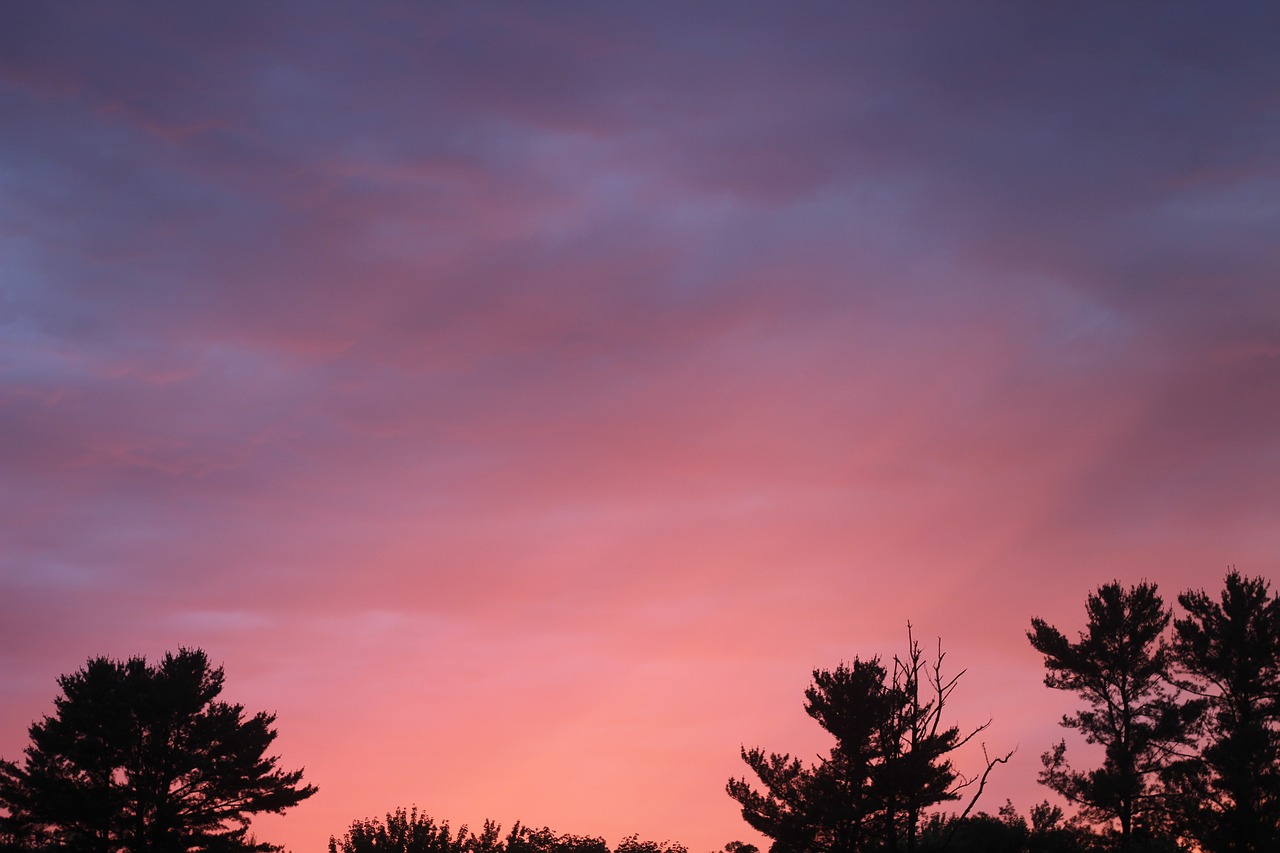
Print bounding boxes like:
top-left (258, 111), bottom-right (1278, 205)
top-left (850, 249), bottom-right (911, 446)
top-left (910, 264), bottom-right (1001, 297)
top-left (0, 648), bottom-right (315, 852)
top-left (328, 807), bottom-right (477, 853)
top-left (1172, 571), bottom-right (1280, 853)
top-left (727, 629), bottom-right (1009, 853)
top-left (916, 800), bottom-right (1109, 853)
top-left (918, 810), bottom-right (1027, 853)
top-left (505, 824), bottom-right (613, 853)
top-left (328, 812), bottom-right (684, 853)
top-left (1028, 582), bottom-right (1200, 849)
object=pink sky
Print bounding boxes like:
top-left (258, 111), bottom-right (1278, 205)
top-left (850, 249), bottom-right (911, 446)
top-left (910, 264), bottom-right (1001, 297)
top-left (2, 3), bottom-right (1279, 851)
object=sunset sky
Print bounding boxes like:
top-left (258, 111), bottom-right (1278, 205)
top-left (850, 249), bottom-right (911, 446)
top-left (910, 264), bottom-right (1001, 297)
top-left (2, 3), bottom-right (1279, 850)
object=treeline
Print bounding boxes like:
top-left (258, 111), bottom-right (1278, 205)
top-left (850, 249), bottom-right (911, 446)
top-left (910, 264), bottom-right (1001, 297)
top-left (0, 571), bottom-right (1275, 853)
top-left (328, 808), bottom-right (692, 853)
top-left (333, 571), bottom-right (1279, 853)
top-left (1025, 571), bottom-right (1280, 852)
top-left (718, 569), bottom-right (1278, 853)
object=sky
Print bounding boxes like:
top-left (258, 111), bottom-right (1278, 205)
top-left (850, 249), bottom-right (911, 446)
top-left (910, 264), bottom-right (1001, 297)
top-left (2, 2), bottom-right (1279, 850)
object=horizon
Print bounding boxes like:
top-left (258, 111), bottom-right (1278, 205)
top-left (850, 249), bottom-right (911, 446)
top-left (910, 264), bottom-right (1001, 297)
top-left (2, 3), bottom-right (1278, 851)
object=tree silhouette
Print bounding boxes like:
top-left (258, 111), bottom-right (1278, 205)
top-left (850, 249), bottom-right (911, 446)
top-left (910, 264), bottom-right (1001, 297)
top-left (503, 823), bottom-right (611, 853)
top-left (727, 629), bottom-right (1009, 853)
top-left (613, 834), bottom-right (688, 853)
top-left (329, 807), bottom-right (476, 853)
top-left (0, 648), bottom-right (315, 852)
top-left (329, 812), bottom-right (683, 853)
top-left (1028, 582), bottom-right (1199, 850)
top-left (916, 799), bottom-right (1106, 853)
top-left (1173, 570), bottom-right (1280, 853)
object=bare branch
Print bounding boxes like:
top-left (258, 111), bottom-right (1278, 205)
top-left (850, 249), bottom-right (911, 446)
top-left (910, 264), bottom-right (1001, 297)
top-left (939, 744), bottom-right (1017, 852)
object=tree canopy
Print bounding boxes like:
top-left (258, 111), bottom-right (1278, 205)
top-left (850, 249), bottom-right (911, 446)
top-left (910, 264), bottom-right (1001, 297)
top-left (1028, 572), bottom-right (1280, 852)
top-left (727, 629), bottom-right (1009, 853)
top-left (0, 648), bottom-right (316, 852)
top-left (328, 810), bottom-right (686, 853)
top-left (1173, 571), bottom-right (1280, 853)
top-left (1028, 581), bottom-right (1200, 849)
top-left (4, 571), bottom-right (1274, 853)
